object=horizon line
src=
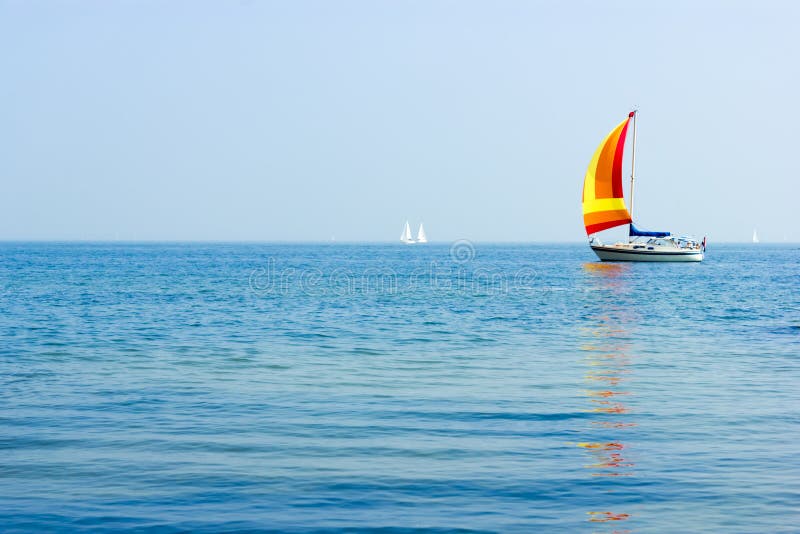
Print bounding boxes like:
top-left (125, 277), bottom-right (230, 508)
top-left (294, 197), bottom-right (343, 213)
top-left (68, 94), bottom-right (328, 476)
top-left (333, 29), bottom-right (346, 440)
top-left (0, 239), bottom-right (794, 245)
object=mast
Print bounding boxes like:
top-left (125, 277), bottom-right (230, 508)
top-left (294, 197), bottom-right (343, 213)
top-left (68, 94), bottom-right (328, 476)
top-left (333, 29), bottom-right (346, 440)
top-left (629, 110), bottom-right (637, 222)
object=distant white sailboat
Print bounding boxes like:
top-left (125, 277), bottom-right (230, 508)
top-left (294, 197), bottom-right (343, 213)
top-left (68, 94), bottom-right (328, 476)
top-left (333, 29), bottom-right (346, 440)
top-left (400, 221), bottom-right (415, 244)
top-left (416, 223), bottom-right (428, 244)
top-left (752, 229), bottom-right (760, 243)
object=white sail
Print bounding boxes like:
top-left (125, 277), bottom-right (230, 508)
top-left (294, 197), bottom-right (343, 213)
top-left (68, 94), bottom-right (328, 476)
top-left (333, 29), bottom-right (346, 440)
top-left (752, 229), bottom-right (759, 243)
top-left (416, 223), bottom-right (427, 243)
top-left (401, 221), bottom-right (415, 243)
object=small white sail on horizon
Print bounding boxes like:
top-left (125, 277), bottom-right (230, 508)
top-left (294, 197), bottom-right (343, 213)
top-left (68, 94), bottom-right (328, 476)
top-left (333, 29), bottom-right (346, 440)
top-left (752, 229), bottom-right (760, 243)
top-left (416, 223), bottom-right (427, 243)
top-left (400, 221), bottom-right (415, 244)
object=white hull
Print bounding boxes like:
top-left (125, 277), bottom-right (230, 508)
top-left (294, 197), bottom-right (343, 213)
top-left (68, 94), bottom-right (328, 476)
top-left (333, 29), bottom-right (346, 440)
top-left (591, 244), bottom-right (703, 262)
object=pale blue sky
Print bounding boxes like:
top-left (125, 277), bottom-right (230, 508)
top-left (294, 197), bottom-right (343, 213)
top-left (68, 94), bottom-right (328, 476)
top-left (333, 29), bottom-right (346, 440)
top-left (1, 1), bottom-right (797, 242)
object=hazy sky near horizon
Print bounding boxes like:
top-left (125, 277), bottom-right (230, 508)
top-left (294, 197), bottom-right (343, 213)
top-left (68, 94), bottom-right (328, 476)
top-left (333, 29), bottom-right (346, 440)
top-left (2, 0), bottom-right (798, 242)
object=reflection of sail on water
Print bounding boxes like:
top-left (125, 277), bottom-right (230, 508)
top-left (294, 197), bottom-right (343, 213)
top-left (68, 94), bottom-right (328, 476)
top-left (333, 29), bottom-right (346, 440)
top-left (578, 263), bottom-right (637, 527)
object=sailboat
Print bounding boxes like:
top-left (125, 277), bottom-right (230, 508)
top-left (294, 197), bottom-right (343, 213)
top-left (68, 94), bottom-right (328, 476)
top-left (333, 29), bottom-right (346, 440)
top-left (416, 223), bottom-right (428, 244)
top-left (582, 111), bottom-right (705, 262)
top-left (752, 229), bottom-right (760, 243)
top-left (400, 221), bottom-right (415, 244)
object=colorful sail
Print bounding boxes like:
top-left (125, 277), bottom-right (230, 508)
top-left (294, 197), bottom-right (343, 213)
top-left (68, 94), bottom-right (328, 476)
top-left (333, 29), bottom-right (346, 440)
top-left (582, 113), bottom-right (634, 235)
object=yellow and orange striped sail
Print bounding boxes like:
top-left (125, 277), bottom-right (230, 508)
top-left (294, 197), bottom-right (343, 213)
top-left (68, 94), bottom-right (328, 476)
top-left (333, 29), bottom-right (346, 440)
top-left (582, 113), bottom-right (634, 235)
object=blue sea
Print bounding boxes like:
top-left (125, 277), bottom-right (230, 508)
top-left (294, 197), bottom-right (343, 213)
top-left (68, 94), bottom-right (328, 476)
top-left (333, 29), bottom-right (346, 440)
top-left (1, 242), bottom-right (798, 532)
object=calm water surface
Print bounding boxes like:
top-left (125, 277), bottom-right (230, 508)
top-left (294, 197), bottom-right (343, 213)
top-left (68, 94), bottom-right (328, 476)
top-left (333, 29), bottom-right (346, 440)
top-left (1, 243), bottom-right (798, 532)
